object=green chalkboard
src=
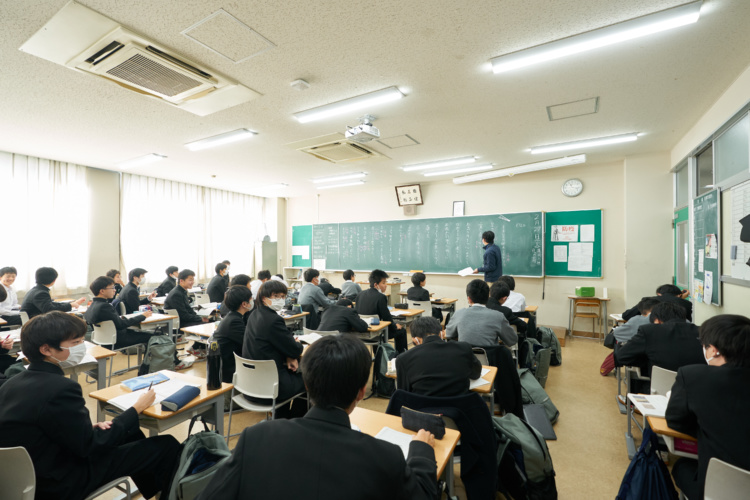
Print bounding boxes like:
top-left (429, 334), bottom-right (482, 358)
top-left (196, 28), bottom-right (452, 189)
top-left (544, 210), bottom-right (603, 277)
top-left (291, 225), bottom-right (312, 267)
top-left (693, 189), bottom-right (721, 305)
top-left (303, 212), bottom-right (544, 276)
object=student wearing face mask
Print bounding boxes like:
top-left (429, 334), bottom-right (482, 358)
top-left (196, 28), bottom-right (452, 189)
top-left (355, 269), bottom-right (407, 353)
top-left (0, 311), bottom-right (180, 500)
top-left (242, 280), bottom-right (305, 418)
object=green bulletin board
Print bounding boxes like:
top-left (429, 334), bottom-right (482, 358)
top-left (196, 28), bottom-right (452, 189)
top-left (291, 225), bottom-right (312, 267)
top-left (544, 210), bottom-right (603, 277)
top-left (692, 189), bottom-right (721, 305)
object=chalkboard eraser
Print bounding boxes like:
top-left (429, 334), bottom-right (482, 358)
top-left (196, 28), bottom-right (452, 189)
top-left (731, 245), bottom-right (738, 259)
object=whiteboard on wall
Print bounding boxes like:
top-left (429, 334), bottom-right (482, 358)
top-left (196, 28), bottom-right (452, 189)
top-left (730, 179), bottom-right (750, 281)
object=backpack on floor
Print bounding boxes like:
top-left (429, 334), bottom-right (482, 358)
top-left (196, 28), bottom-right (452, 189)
top-left (616, 427), bottom-right (678, 500)
top-left (493, 413), bottom-right (558, 500)
top-left (169, 416), bottom-right (231, 500)
top-left (518, 368), bottom-right (559, 424)
top-left (372, 342), bottom-right (397, 398)
top-left (537, 327), bottom-right (562, 366)
top-left (519, 338), bottom-right (542, 371)
top-left (138, 335), bottom-right (177, 375)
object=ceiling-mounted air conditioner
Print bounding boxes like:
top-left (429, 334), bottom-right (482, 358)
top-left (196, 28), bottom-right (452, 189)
top-left (286, 133), bottom-right (388, 164)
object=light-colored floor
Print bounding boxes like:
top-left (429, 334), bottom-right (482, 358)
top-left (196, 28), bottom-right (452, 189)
top-left (81, 333), bottom-right (638, 499)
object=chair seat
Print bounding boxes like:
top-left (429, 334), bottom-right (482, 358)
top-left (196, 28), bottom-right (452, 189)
top-left (231, 393), bottom-right (303, 414)
top-left (574, 313), bottom-right (600, 319)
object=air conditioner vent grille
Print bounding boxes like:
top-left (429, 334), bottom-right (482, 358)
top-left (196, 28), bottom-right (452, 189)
top-left (106, 53), bottom-right (203, 97)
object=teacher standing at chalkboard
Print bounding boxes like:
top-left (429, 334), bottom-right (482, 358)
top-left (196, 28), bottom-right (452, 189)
top-left (473, 231), bottom-right (502, 283)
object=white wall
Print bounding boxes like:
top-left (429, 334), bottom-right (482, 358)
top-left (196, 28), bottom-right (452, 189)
top-left (87, 167), bottom-right (120, 281)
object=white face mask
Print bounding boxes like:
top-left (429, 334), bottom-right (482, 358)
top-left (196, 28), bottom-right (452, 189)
top-left (269, 298), bottom-right (285, 311)
top-left (703, 346), bottom-right (719, 365)
top-left (55, 343), bottom-right (87, 368)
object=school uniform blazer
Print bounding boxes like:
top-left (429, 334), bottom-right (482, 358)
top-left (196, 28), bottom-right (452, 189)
top-left (154, 276), bottom-right (176, 297)
top-left (196, 406), bottom-right (437, 500)
top-left (243, 305), bottom-right (303, 370)
top-left (20, 284), bottom-right (72, 318)
top-left (120, 282), bottom-right (149, 314)
top-left (317, 305), bottom-right (369, 333)
top-left (214, 310), bottom-right (247, 383)
top-left (318, 281), bottom-right (341, 296)
top-left (85, 297), bottom-right (146, 336)
top-left (355, 287), bottom-right (398, 336)
top-left (164, 285), bottom-right (202, 325)
top-left (0, 361), bottom-right (141, 499)
top-left (396, 335), bottom-right (482, 397)
top-left (486, 298), bottom-right (527, 334)
top-left (665, 364), bottom-right (750, 499)
top-left (206, 274), bottom-right (227, 303)
top-left (622, 294), bottom-right (693, 322)
top-left (613, 321), bottom-right (704, 377)
top-left (445, 304), bottom-right (518, 347)
top-left (298, 282), bottom-right (334, 310)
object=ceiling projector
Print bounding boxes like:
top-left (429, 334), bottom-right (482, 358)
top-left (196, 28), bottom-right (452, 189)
top-left (345, 114), bottom-right (380, 143)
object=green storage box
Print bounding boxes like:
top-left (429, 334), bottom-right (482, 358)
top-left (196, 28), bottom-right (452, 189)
top-left (575, 286), bottom-right (595, 297)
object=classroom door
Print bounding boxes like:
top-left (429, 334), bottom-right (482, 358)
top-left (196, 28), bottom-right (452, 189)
top-left (674, 207), bottom-right (689, 290)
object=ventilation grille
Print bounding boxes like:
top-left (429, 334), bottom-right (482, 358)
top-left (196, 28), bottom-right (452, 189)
top-left (287, 133), bottom-right (388, 163)
top-left (106, 53), bottom-right (204, 97)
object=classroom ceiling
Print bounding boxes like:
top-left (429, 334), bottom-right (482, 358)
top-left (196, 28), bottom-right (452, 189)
top-left (1, 0), bottom-right (750, 198)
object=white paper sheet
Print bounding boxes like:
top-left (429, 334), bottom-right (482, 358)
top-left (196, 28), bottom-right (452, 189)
top-left (469, 367), bottom-right (492, 390)
top-left (458, 267), bottom-right (474, 277)
top-left (374, 427), bottom-right (412, 459)
top-left (698, 250), bottom-right (705, 272)
top-left (313, 259), bottom-right (326, 270)
top-left (704, 270), bottom-right (714, 305)
top-left (295, 332), bottom-right (323, 344)
top-left (580, 224), bottom-right (595, 242)
top-left (567, 243), bottom-right (593, 272)
top-left (551, 225), bottom-right (578, 242)
top-left (553, 245), bottom-right (568, 262)
top-left (627, 394), bottom-right (669, 417)
top-left (292, 245), bottom-right (310, 260)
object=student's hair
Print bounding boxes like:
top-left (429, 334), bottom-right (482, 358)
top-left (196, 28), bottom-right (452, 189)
top-left (165, 266), bottom-right (179, 276)
top-left (178, 269), bottom-right (195, 281)
top-left (128, 268), bottom-right (147, 283)
top-left (699, 314), bottom-right (750, 366)
top-left (410, 317), bottom-right (442, 339)
top-left (482, 230), bottom-right (495, 244)
top-left (343, 269), bottom-right (355, 281)
top-left (656, 284), bottom-right (682, 296)
top-left (222, 260), bottom-right (231, 265)
top-left (0, 285), bottom-right (6, 302)
top-left (21, 311), bottom-right (87, 363)
top-left (637, 297), bottom-right (660, 315)
top-left (320, 277), bottom-right (330, 284)
top-left (230, 274), bottom-right (252, 287)
top-left (368, 269), bottom-right (389, 287)
top-left (35, 267), bottom-right (58, 285)
top-left (255, 279), bottom-right (287, 308)
top-left (0, 266), bottom-right (17, 277)
top-left (301, 335), bottom-right (371, 409)
top-left (336, 298), bottom-right (353, 307)
top-left (649, 301), bottom-right (686, 323)
top-left (275, 274), bottom-right (284, 280)
top-left (257, 270), bottom-right (272, 281)
top-left (303, 268), bottom-right (320, 283)
top-left (90, 276), bottom-right (114, 296)
top-left (489, 282), bottom-right (511, 301)
top-left (498, 275), bottom-right (516, 290)
top-left (105, 269), bottom-right (120, 279)
top-left (466, 279), bottom-right (489, 304)
top-left (224, 285), bottom-right (253, 311)
top-left (411, 272), bottom-right (426, 287)
top-left (215, 263), bottom-right (228, 275)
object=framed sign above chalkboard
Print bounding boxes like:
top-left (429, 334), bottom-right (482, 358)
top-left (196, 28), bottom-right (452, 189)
top-left (395, 184), bottom-right (423, 206)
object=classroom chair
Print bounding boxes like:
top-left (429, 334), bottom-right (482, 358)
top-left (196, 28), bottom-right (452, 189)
top-left (407, 299), bottom-right (433, 317)
top-left (572, 299), bottom-right (601, 340)
top-left (193, 293), bottom-right (210, 306)
top-left (163, 309), bottom-right (181, 338)
top-left (226, 354), bottom-right (308, 441)
top-left (624, 366), bottom-right (651, 459)
top-left (0, 446), bottom-right (35, 499)
top-left (472, 347), bottom-right (489, 366)
top-left (83, 477), bottom-right (133, 500)
top-left (650, 366), bottom-right (677, 396)
top-left (302, 327), bottom-right (339, 336)
top-left (703, 457), bottom-right (750, 500)
top-left (91, 321), bottom-right (144, 386)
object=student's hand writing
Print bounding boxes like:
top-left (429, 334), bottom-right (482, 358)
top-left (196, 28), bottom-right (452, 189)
top-left (2, 337), bottom-right (13, 350)
top-left (413, 429), bottom-right (435, 448)
top-left (93, 421), bottom-right (113, 430)
top-left (679, 289), bottom-right (690, 299)
top-left (133, 388), bottom-right (156, 414)
top-left (202, 317), bottom-right (210, 323)
top-left (142, 310), bottom-right (153, 318)
top-left (286, 358), bottom-right (299, 372)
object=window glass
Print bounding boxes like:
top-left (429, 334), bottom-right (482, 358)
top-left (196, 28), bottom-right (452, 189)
top-left (715, 113), bottom-right (750, 185)
top-left (696, 145), bottom-right (713, 196)
top-left (675, 163), bottom-right (689, 208)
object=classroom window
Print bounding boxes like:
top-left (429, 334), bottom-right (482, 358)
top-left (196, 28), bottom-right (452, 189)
top-left (675, 162), bottom-right (689, 208)
top-left (675, 219), bottom-right (689, 289)
top-left (714, 113), bottom-right (750, 186)
top-left (696, 145), bottom-right (714, 196)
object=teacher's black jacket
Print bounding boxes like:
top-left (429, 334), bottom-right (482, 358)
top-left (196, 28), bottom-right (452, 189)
top-left (196, 406), bottom-right (437, 500)
top-left (165, 284), bottom-right (203, 326)
top-left (318, 305), bottom-right (369, 333)
top-left (0, 362), bottom-right (179, 500)
top-left (20, 284), bottom-right (71, 318)
top-left (214, 310), bottom-right (248, 383)
top-left (206, 274), bottom-right (228, 303)
top-left (120, 282), bottom-right (150, 314)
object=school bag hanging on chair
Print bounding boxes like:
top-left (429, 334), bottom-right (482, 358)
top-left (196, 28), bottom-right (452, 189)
top-left (138, 335), bottom-right (177, 375)
top-left (371, 342), bottom-right (397, 398)
top-left (616, 427), bottom-right (678, 500)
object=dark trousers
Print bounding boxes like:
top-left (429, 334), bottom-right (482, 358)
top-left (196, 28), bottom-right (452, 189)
top-left (672, 457), bottom-right (700, 499)
top-left (114, 329), bottom-right (154, 350)
top-left (391, 326), bottom-right (408, 353)
top-left (0, 315), bottom-right (22, 326)
top-left (245, 368), bottom-right (307, 419)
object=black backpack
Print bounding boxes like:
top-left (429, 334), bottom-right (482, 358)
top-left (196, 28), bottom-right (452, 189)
top-left (372, 342), bottom-right (397, 398)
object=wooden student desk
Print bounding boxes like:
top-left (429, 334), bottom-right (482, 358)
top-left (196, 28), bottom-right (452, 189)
top-left (133, 313), bottom-right (178, 341)
top-left (390, 308), bottom-right (424, 325)
top-left (386, 364), bottom-right (497, 393)
top-left (349, 407), bottom-right (461, 495)
top-left (647, 416), bottom-right (698, 459)
top-left (181, 322), bottom-right (218, 339)
top-left (0, 317), bottom-right (6, 326)
top-left (90, 370), bottom-right (233, 437)
top-left (357, 281), bottom-right (403, 307)
top-left (279, 311), bottom-right (310, 330)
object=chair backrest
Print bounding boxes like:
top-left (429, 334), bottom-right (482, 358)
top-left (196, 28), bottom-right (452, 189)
top-left (19, 311), bottom-right (30, 325)
top-left (0, 447), bottom-right (36, 500)
top-left (407, 300), bottom-right (432, 316)
top-left (117, 301), bottom-right (126, 315)
top-left (194, 293), bottom-right (210, 305)
top-left (472, 347), bottom-right (489, 366)
top-left (92, 320), bottom-right (117, 346)
top-left (232, 354), bottom-right (280, 400)
top-left (164, 309), bottom-right (180, 331)
top-left (358, 314), bottom-right (378, 321)
top-left (650, 366), bottom-right (677, 396)
top-left (704, 457), bottom-right (750, 500)
top-left (303, 327), bottom-right (339, 336)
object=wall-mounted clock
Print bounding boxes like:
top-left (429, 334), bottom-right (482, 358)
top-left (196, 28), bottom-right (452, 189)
top-left (562, 178), bottom-right (583, 197)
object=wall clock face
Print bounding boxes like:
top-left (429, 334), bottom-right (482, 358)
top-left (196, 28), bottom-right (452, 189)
top-left (562, 178), bottom-right (583, 197)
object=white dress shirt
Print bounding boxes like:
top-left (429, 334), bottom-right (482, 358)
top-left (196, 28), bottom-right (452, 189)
top-left (504, 291), bottom-right (527, 313)
top-left (0, 284), bottom-right (20, 315)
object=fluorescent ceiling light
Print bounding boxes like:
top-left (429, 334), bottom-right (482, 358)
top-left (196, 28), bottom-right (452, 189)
top-left (311, 172), bottom-right (367, 184)
top-left (424, 164), bottom-right (494, 177)
top-left (453, 155), bottom-right (586, 184)
top-left (491, 1), bottom-right (702, 74)
top-left (185, 128), bottom-right (257, 151)
top-left (531, 133), bottom-right (638, 155)
top-left (293, 87), bottom-right (404, 123)
top-left (116, 153), bottom-right (167, 169)
top-left (402, 156), bottom-right (476, 172)
top-left (316, 181), bottom-right (366, 190)
top-left (263, 183), bottom-right (289, 190)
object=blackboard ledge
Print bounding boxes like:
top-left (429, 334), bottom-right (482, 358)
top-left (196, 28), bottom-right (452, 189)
top-left (317, 269), bottom-right (543, 278)
top-left (544, 275), bottom-right (603, 279)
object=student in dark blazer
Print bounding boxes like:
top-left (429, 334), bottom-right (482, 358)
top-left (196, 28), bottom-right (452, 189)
top-left (84, 276), bottom-right (153, 349)
top-left (21, 267), bottom-right (86, 318)
top-left (199, 335), bottom-right (438, 500)
top-left (219, 274), bottom-right (252, 318)
top-left (165, 269), bottom-right (209, 329)
top-left (406, 272), bottom-right (444, 322)
top-left (0, 285), bottom-right (18, 375)
top-left (318, 277), bottom-right (341, 297)
top-left (486, 282), bottom-right (527, 334)
top-left (622, 284), bottom-right (693, 322)
top-left (396, 317), bottom-right (482, 397)
top-left (666, 314), bottom-right (750, 500)
top-left (120, 268), bottom-right (156, 314)
top-left (0, 312), bottom-right (180, 500)
top-left (215, 285), bottom-right (253, 384)
top-left (155, 265), bottom-right (179, 297)
top-left (614, 302), bottom-right (704, 393)
top-left (355, 269), bottom-right (407, 353)
top-left (105, 269), bottom-right (124, 299)
top-left (318, 298), bottom-right (369, 333)
top-left (243, 279), bottom-right (305, 418)
top-left (221, 260), bottom-right (231, 287)
top-left (206, 262), bottom-right (229, 303)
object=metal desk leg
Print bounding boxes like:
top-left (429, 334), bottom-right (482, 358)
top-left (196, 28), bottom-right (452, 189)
top-left (166, 319), bottom-right (175, 342)
top-left (568, 298), bottom-right (574, 336)
top-left (97, 399), bottom-right (105, 423)
top-left (212, 396), bottom-right (224, 436)
top-left (302, 315), bottom-right (306, 330)
top-left (97, 359), bottom-right (107, 390)
top-left (601, 301), bottom-right (608, 342)
top-left (444, 453), bottom-right (457, 500)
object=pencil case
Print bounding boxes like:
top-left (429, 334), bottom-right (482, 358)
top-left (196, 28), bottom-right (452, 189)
top-left (161, 385), bottom-right (201, 412)
top-left (400, 406), bottom-right (445, 439)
